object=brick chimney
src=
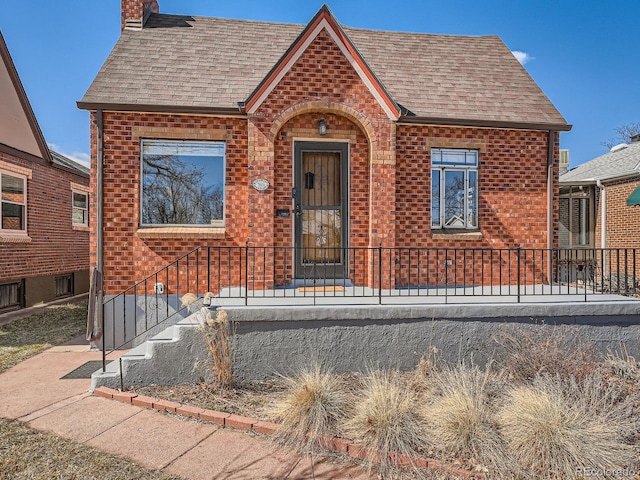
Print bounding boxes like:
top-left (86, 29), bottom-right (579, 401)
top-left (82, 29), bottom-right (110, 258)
top-left (121, 0), bottom-right (159, 31)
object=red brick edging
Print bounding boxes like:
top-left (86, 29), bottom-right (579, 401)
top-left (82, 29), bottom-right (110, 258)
top-left (93, 386), bottom-right (481, 478)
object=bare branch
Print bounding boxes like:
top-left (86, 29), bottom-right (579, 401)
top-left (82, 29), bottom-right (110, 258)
top-left (601, 122), bottom-right (640, 150)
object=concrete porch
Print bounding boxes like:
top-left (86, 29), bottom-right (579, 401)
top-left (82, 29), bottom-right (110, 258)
top-left (91, 292), bottom-right (640, 390)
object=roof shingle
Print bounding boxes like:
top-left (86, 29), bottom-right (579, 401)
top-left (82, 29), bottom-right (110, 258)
top-left (560, 142), bottom-right (640, 183)
top-left (79, 13), bottom-right (568, 128)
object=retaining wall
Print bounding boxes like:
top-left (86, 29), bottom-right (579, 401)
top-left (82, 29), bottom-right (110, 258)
top-left (93, 302), bottom-right (640, 388)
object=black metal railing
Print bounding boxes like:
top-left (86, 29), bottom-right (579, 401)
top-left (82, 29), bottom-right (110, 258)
top-left (100, 246), bottom-right (640, 370)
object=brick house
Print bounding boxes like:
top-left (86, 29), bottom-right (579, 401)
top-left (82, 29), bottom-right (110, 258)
top-left (559, 135), bottom-right (640, 283)
top-left (0, 32), bottom-right (90, 311)
top-left (79, 1), bottom-right (570, 302)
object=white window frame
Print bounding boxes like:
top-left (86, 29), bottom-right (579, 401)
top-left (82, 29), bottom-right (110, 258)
top-left (431, 148), bottom-right (478, 230)
top-left (140, 139), bottom-right (226, 227)
top-left (0, 170), bottom-right (27, 235)
top-left (71, 190), bottom-right (89, 227)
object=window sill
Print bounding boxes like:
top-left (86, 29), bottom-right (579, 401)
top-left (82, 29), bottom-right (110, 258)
top-left (431, 230), bottom-right (482, 241)
top-left (0, 234), bottom-right (32, 243)
top-left (137, 227), bottom-right (226, 239)
top-left (73, 225), bottom-right (90, 232)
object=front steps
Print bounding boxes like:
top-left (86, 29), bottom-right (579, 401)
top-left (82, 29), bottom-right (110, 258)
top-left (90, 309), bottom-right (212, 391)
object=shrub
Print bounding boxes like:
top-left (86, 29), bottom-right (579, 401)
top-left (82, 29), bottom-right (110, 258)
top-left (494, 324), bottom-right (597, 383)
top-left (497, 374), bottom-right (635, 479)
top-left (603, 345), bottom-right (640, 383)
top-left (270, 365), bottom-right (348, 454)
top-left (424, 365), bottom-right (508, 472)
top-left (342, 370), bottom-right (429, 476)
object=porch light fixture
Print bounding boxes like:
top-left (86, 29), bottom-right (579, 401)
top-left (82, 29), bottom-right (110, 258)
top-left (318, 118), bottom-right (327, 136)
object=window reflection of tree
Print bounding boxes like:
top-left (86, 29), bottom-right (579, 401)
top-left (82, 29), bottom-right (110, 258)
top-left (142, 154), bottom-right (223, 225)
top-left (444, 173), bottom-right (465, 227)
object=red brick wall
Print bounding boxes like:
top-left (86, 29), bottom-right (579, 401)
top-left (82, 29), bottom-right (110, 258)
top-left (594, 179), bottom-right (640, 280)
top-left (94, 112), bottom-right (560, 293)
top-left (0, 151), bottom-right (89, 282)
top-left (596, 179), bottom-right (640, 249)
top-left (394, 125), bottom-right (557, 286)
top-left (91, 112), bottom-right (249, 294)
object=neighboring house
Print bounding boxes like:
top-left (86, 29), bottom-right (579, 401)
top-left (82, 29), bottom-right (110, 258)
top-left (78, 1), bottom-right (570, 300)
top-left (0, 31), bottom-right (90, 312)
top-left (560, 134), bottom-right (640, 251)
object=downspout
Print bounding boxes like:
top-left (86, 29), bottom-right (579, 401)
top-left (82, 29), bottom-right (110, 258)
top-left (547, 130), bottom-right (555, 252)
top-left (97, 109), bottom-right (104, 279)
top-left (596, 179), bottom-right (605, 250)
top-left (96, 109), bottom-right (104, 365)
top-left (595, 178), bottom-right (606, 278)
top-left (547, 131), bottom-right (555, 285)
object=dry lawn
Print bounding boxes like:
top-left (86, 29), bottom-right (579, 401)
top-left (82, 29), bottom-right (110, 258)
top-left (0, 417), bottom-right (185, 480)
top-left (0, 302), bottom-right (87, 374)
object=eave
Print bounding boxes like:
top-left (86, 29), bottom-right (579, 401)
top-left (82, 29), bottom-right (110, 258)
top-left (76, 101), bottom-right (247, 117)
top-left (398, 115), bottom-right (572, 132)
top-left (560, 172), bottom-right (640, 186)
top-left (0, 31), bottom-right (53, 164)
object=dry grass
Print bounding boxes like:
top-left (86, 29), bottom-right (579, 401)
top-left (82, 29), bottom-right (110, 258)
top-left (494, 324), bottom-right (598, 383)
top-left (181, 294), bottom-right (235, 387)
top-left (0, 417), bottom-right (185, 480)
top-left (270, 365), bottom-right (348, 453)
top-left (497, 374), bottom-right (635, 479)
top-left (424, 366), bottom-right (508, 473)
top-left (135, 380), bottom-right (282, 420)
top-left (604, 345), bottom-right (640, 383)
top-left (0, 302), bottom-right (87, 374)
top-left (200, 309), bottom-right (234, 386)
top-left (342, 369), bottom-right (429, 477)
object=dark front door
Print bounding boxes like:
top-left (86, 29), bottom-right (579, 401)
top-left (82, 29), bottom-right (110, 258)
top-left (294, 141), bottom-right (348, 279)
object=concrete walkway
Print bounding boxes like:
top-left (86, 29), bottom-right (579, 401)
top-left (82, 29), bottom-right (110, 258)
top-left (0, 337), bottom-right (368, 479)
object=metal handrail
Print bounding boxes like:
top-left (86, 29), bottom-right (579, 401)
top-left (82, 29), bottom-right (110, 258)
top-left (100, 246), bottom-right (639, 371)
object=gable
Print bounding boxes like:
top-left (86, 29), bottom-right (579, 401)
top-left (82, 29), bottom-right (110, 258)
top-left (255, 27), bottom-right (393, 125)
top-left (0, 32), bottom-right (50, 161)
top-left (245, 6), bottom-right (399, 120)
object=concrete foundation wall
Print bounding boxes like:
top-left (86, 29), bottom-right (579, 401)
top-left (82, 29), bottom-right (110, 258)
top-left (22, 269), bottom-right (91, 308)
top-left (229, 306), bottom-right (640, 380)
top-left (93, 302), bottom-right (640, 388)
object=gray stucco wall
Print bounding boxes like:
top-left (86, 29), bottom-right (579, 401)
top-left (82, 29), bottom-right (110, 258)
top-left (93, 301), bottom-right (640, 389)
top-left (229, 306), bottom-right (640, 380)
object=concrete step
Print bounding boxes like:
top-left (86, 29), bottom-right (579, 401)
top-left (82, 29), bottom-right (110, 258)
top-left (91, 308), bottom-right (212, 391)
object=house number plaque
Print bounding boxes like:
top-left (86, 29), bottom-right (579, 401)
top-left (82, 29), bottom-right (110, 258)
top-left (251, 178), bottom-right (270, 191)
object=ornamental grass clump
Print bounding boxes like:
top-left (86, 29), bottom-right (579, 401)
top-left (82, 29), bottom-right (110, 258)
top-left (200, 308), bottom-right (234, 387)
top-left (342, 369), bottom-right (429, 477)
top-left (497, 374), bottom-right (635, 479)
top-left (182, 293), bottom-right (235, 387)
top-left (424, 365), bottom-right (508, 473)
top-left (271, 365), bottom-right (348, 454)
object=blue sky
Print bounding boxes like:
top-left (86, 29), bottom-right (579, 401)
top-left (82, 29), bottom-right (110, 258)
top-left (1, 0), bottom-right (638, 169)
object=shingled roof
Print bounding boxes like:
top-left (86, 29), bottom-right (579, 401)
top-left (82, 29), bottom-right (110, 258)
top-left (560, 141), bottom-right (640, 184)
top-left (79, 11), bottom-right (569, 130)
